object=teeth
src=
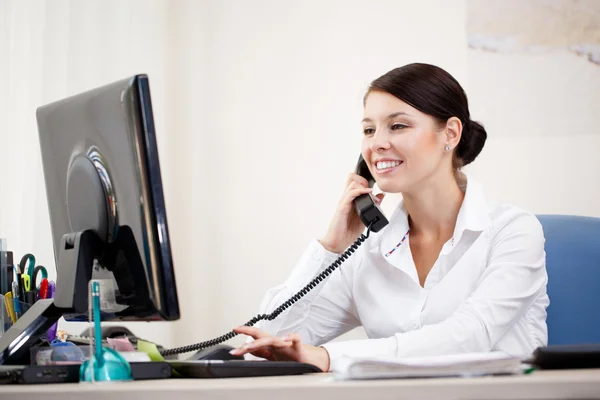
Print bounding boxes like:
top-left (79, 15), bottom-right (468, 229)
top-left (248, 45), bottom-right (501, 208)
top-left (376, 160), bottom-right (401, 170)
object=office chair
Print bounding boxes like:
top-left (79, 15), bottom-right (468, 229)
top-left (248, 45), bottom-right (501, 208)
top-left (537, 214), bottom-right (600, 345)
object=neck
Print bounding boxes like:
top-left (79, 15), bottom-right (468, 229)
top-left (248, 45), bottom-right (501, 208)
top-left (402, 171), bottom-right (465, 240)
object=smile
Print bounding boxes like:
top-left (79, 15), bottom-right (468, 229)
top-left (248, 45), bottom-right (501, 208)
top-left (374, 160), bottom-right (403, 173)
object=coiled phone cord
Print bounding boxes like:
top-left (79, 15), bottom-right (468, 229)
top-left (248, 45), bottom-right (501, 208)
top-left (160, 223), bottom-right (373, 357)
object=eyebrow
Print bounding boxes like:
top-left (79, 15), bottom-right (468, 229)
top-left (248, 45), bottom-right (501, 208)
top-left (362, 112), bottom-right (412, 123)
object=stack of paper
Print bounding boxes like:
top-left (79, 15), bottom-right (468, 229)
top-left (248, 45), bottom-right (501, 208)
top-left (334, 352), bottom-right (523, 380)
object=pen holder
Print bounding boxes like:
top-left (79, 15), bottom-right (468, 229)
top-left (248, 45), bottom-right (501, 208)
top-left (0, 293), bottom-right (33, 336)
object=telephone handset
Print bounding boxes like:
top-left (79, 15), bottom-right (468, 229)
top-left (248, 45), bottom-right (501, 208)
top-left (354, 155), bottom-right (389, 232)
top-left (160, 156), bottom-right (388, 358)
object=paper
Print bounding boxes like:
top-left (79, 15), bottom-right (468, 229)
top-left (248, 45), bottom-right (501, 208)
top-left (107, 337), bottom-right (136, 352)
top-left (137, 340), bottom-right (165, 362)
top-left (334, 352), bottom-right (523, 380)
top-left (137, 340), bottom-right (180, 377)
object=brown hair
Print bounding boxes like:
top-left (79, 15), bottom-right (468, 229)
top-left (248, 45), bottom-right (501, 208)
top-left (366, 63), bottom-right (486, 169)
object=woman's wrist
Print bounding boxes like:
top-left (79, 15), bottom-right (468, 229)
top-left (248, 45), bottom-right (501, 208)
top-left (302, 344), bottom-right (330, 372)
top-left (317, 346), bottom-right (331, 372)
top-left (318, 238), bottom-right (340, 254)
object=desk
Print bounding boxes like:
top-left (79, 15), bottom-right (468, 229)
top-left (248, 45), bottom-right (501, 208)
top-left (3, 369), bottom-right (600, 400)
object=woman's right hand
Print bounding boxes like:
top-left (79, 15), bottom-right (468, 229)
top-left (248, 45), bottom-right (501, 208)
top-left (318, 173), bottom-right (385, 254)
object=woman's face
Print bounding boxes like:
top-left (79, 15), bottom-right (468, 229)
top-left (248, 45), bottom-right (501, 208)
top-left (361, 90), bottom-right (450, 194)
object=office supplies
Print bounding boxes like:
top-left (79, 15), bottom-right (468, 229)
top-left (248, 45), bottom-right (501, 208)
top-left (106, 337), bottom-right (136, 352)
top-left (332, 352), bottom-right (523, 380)
top-left (79, 281), bottom-right (133, 382)
top-left (32, 265), bottom-right (48, 290)
top-left (21, 275), bottom-right (30, 293)
top-left (11, 281), bottom-right (21, 319)
top-left (17, 253), bottom-right (35, 278)
top-left (0, 361), bottom-right (172, 385)
top-left (3, 292), bottom-right (16, 324)
top-left (38, 278), bottom-right (48, 300)
top-left (0, 299), bottom-right (60, 364)
top-left (48, 341), bottom-right (87, 363)
top-left (14, 273), bottom-right (24, 304)
top-left (46, 281), bottom-right (57, 342)
top-left (21, 274), bottom-right (35, 305)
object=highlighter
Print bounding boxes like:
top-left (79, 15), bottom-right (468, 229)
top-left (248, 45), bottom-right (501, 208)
top-left (46, 281), bottom-right (58, 342)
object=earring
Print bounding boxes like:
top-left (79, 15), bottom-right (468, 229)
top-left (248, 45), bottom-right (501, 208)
top-left (445, 145), bottom-right (451, 151)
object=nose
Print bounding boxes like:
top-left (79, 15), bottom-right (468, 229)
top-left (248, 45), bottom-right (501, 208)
top-left (369, 129), bottom-right (391, 153)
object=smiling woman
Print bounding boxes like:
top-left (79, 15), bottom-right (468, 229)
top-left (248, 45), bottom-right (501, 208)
top-left (231, 63), bottom-right (549, 372)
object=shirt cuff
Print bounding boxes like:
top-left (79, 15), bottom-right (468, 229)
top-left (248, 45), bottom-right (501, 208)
top-left (284, 240), bottom-right (340, 290)
top-left (320, 336), bottom-right (398, 372)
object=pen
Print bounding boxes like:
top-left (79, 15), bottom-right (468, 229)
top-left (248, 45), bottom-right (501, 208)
top-left (11, 281), bottom-right (21, 319)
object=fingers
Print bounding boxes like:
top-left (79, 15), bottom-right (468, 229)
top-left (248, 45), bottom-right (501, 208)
top-left (249, 348), bottom-right (273, 360)
top-left (342, 184), bottom-right (373, 205)
top-left (229, 335), bottom-right (293, 356)
top-left (284, 333), bottom-right (302, 347)
top-left (346, 172), bottom-right (369, 189)
top-left (233, 325), bottom-right (270, 339)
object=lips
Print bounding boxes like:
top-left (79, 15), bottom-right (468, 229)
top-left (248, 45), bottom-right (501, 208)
top-left (374, 159), bottom-right (403, 175)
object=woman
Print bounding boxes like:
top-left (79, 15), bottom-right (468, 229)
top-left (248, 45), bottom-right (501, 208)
top-left (231, 63), bottom-right (549, 372)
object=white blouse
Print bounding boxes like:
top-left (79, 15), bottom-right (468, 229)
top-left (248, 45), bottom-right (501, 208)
top-left (255, 177), bottom-right (549, 371)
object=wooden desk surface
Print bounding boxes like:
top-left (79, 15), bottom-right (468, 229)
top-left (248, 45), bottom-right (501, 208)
top-left (3, 369), bottom-right (600, 400)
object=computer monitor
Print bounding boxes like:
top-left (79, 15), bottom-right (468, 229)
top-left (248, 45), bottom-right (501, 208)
top-left (0, 75), bottom-right (179, 364)
top-left (38, 74), bottom-right (180, 321)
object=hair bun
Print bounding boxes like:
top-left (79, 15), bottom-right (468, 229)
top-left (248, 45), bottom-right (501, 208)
top-left (456, 120), bottom-right (487, 166)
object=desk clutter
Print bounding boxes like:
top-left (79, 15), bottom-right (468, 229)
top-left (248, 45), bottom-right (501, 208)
top-left (2, 243), bottom-right (600, 384)
top-left (0, 274), bottom-right (174, 384)
top-left (0, 248), bottom-right (55, 339)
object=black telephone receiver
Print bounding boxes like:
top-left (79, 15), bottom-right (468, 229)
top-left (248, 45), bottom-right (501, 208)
top-left (160, 155), bottom-right (389, 357)
top-left (354, 155), bottom-right (389, 233)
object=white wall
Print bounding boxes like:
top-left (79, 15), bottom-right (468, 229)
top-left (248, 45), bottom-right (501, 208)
top-left (166, 0), bottom-right (468, 348)
top-left (0, 0), bottom-right (173, 345)
top-left (465, 0), bottom-right (600, 218)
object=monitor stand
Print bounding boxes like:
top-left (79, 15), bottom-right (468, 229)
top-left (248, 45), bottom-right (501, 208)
top-left (0, 230), bottom-right (102, 365)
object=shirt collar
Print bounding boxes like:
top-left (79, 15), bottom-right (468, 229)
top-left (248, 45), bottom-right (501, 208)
top-left (452, 176), bottom-right (492, 239)
top-left (372, 174), bottom-right (492, 258)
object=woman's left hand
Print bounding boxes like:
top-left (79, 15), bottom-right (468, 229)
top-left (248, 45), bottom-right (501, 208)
top-left (230, 326), bottom-right (330, 372)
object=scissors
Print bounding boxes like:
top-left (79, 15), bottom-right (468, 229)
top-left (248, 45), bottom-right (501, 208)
top-left (18, 253), bottom-right (36, 277)
top-left (16, 253), bottom-right (48, 290)
top-left (15, 254), bottom-right (49, 304)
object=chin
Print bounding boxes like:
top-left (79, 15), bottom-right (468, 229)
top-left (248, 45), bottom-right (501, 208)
top-left (376, 180), bottom-right (409, 194)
